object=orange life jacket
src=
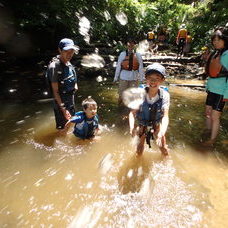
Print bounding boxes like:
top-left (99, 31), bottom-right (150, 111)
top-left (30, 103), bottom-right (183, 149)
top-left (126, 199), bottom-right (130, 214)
top-left (178, 29), bottom-right (187, 38)
top-left (206, 51), bottom-right (228, 78)
top-left (121, 51), bottom-right (139, 71)
top-left (148, 32), bottom-right (155, 40)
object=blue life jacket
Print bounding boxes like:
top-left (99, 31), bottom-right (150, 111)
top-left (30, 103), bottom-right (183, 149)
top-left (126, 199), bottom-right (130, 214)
top-left (136, 88), bottom-right (164, 127)
top-left (72, 111), bottom-right (99, 139)
top-left (46, 57), bottom-right (77, 95)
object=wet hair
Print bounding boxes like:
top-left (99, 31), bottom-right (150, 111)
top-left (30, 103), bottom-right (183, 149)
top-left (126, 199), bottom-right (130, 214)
top-left (211, 26), bottom-right (228, 51)
top-left (82, 97), bottom-right (97, 110)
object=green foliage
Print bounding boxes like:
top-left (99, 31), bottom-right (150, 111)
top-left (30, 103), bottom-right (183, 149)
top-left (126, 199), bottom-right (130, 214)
top-left (2, 0), bottom-right (228, 52)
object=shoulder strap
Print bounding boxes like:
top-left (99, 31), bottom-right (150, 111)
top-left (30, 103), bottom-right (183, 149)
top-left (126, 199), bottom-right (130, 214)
top-left (158, 88), bottom-right (164, 99)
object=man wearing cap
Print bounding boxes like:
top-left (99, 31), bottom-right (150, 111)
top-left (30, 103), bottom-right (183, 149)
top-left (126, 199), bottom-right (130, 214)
top-left (113, 38), bottom-right (144, 106)
top-left (129, 63), bottom-right (170, 156)
top-left (47, 38), bottom-right (78, 131)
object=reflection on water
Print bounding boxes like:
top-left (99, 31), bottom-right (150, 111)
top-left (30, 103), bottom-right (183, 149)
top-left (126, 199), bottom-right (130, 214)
top-left (0, 81), bottom-right (228, 227)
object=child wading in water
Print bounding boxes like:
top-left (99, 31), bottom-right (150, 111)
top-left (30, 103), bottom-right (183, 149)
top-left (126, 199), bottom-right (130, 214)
top-left (64, 97), bottom-right (100, 139)
top-left (129, 63), bottom-right (170, 156)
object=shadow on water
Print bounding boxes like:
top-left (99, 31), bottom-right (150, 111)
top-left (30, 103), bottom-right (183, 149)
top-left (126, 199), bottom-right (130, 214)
top-left (118, 153), bottom-right (162, 194)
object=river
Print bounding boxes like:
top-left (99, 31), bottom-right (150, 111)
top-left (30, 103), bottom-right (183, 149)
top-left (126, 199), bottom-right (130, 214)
top-left (0, 78), bottom-right (228, 227)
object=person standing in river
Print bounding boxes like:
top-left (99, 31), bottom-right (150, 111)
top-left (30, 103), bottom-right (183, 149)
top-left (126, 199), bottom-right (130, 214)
top-left (129, 63), bottom-right (170, 156)
top-left (202, 26), bottom-right (228, 146)
top-left (113, 38), bottom-right (144, 106)
top-left (46, 38), bottom-right (78, 131)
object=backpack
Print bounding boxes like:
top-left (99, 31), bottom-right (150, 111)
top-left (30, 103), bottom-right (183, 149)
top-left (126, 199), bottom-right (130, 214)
top-left (178, 29), bottom-right (187, 38)
top-left (206, 50), bottom-right (228, 78)
top-left (44, 57), bottom-right (77, 97)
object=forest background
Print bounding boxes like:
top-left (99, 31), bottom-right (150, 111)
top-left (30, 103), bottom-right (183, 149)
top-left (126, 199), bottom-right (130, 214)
top-left (0, 0), bottom-right (228, 57)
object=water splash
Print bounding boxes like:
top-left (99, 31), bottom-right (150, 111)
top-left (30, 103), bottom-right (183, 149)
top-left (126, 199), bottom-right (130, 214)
top-left (115, 12), bottom-right (128, 25)
top-left (122, 87), bottom-right (146, 109)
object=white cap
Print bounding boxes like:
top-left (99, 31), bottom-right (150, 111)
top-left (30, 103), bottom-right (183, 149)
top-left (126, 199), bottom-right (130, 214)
top-left (145, 63), bottom-right (166, 78)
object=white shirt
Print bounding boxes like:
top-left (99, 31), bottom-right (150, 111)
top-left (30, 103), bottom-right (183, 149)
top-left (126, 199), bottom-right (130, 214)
top-left (113, 50), bottom-right (144, 82)
top-left (146, 88), bottom-right (170, 110)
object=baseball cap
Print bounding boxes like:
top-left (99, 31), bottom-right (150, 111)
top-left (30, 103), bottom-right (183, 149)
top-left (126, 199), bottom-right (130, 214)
top-left (145, 63), bottom-right (166, 78)
top-left (58, 38), bottom-right (78, 51)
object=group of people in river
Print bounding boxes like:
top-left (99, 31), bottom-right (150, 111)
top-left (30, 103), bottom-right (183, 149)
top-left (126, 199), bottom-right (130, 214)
top-left (46, 24), bottom-right (228, 157)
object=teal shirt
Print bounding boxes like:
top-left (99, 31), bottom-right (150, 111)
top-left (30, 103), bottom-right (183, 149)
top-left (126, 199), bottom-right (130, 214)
top-left (206, 50), bottom-right (228, 99)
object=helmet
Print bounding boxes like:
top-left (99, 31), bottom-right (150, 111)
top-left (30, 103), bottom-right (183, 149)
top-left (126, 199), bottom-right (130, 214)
top-left (145, 63), bottom-right (166, 78)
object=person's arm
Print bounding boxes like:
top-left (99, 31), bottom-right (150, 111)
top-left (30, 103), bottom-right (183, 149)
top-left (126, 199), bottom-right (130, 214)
top-left (136, 53), bottom-right (145, 82)
top-left (156, 109), bottom-right (169, 147)
top-left (113, 52), bottom-right (124, 82)
top-left (129, 110), bottom-right (137, 136)
top-left (221, 50), bottom-right (228, 70)
top-left (94, 125), bottom-right (101, 136)
top-left (74, 83), bottom-right (78, 91)
top-left (51, 82), bottom-right (71, 120)
top-left (63, 119), bottom-right (73, 132)
top-left (156, 91), bottom-right (170, 146)
top-left (176, 30), bottom-right (180, 44)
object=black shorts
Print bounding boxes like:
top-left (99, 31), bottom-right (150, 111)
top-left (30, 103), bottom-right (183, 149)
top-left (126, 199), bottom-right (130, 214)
top-left (53, 93), bottom-right (75, 129)
top-left (206, 91), bottom-right (225, 112)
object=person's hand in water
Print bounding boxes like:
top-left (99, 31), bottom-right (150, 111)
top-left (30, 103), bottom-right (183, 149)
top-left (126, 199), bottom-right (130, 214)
top-left (155, 132), bottom-right (163, 147)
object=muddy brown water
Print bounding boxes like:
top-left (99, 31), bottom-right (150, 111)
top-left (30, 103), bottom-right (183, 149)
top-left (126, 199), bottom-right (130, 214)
top-left (0, 79), bottom-right (228, 227)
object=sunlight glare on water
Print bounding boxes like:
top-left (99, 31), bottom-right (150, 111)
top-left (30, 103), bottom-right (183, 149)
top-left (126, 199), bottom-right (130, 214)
top-left (81, 53), bottom-right (105, 68)
top-left (0, 85), bottom-right (228, 227)
top-left (122, 87), bottom-right (146, 109)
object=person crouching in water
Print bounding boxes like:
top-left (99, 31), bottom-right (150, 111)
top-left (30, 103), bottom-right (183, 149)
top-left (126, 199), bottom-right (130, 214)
top-left (64, 97), bottom-right (100, 139)
top-left (129, 63), bottom-right (170, 156)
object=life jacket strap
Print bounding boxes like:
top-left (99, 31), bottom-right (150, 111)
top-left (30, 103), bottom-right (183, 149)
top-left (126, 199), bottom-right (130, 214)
top-left (145, 127), bottom-right (154, 148)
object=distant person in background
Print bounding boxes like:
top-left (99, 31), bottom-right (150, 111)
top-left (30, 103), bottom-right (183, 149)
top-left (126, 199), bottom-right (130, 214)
top-left (46, 38), bottom-right (78, 131)
top-left (200, 46), bottom-right (210, 67)
top-left (183, 32), bottom-right (192, 56)
top-left (113, 38), bottom-right (144, 106)
top-left (147, 30), bottom-right (156, 53)
top-left (157, 26), bottom-right (168, 45)
top-left (176, 24), bottom-right (188, 56)
top-left (202, 26), bottom-right (228, 146)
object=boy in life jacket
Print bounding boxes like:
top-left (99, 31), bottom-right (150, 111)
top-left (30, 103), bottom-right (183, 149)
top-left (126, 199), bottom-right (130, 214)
top-left (113, 37), bottom-right (144, 106)
top-left (176, 24), bottom-right (187, 56)
top-left (129, 63), bottom-right (170, 156)
top-left (64, 97), bottom-right (99, 139)
top-left (202, 26), bottom-right (228, 146)
top-left (46, 38), bottom-right (78, 131)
